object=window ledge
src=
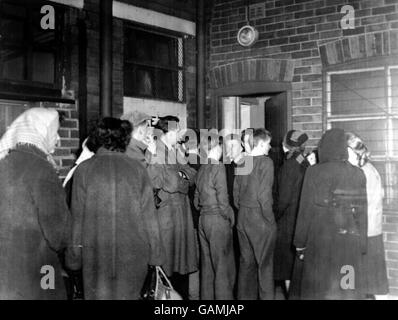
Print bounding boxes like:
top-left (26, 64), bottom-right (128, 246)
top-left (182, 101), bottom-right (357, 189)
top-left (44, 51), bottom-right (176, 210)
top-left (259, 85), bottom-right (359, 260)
top-left (0, 81), bottom-right (75, 104)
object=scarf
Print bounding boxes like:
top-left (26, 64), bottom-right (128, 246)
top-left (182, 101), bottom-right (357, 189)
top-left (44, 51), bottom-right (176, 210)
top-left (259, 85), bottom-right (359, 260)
top-left (0, 107), bottom-right (59, 167)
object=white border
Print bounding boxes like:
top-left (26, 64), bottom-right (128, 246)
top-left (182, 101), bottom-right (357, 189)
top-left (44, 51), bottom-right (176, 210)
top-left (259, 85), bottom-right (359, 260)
top-left (48, 0), bottom-right (84, 9)
top-left (113, 1), bottom-right (196, 36)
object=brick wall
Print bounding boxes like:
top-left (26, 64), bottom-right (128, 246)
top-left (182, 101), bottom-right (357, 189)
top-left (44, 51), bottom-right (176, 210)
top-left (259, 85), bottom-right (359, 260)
top-left (208, 0), bottom-right (398, 296)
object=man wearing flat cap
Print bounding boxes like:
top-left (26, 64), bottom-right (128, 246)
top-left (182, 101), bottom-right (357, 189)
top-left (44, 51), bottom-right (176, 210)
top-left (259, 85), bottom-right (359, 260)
top-left (121, 110), bottom-right (154, 168)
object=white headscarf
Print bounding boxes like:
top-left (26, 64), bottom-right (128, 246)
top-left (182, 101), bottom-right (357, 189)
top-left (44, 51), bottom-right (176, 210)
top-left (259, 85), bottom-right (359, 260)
top-left (0, 108), bottom-right (59, 166)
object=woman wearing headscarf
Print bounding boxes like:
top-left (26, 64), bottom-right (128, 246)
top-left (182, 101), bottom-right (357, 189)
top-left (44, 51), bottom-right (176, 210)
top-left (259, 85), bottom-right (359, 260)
top-left (0, 107), bottom-right (70, 300)
top-left (346, 132), bottom-right (389, 299)
top-left (147, 116), bottom-right (198, 299)
top-left (65, 118), bottom-right (164, 300)
top-left (292, 128), bottom-right (368, 299)
top-left (273, 130), bottom-right (309, 298)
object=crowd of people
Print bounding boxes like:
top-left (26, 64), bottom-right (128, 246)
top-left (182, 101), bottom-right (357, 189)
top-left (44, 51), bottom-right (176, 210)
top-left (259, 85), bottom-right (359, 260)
top-left (0, 107), bottom-right (389, 300)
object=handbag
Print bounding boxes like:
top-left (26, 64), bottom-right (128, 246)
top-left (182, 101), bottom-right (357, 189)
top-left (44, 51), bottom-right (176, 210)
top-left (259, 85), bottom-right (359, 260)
top-left (141, 266), bottom-right (183, 300)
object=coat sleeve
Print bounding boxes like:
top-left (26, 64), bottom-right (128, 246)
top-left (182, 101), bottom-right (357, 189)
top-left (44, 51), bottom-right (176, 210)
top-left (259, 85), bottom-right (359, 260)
top-left (147, 163), bottom-right (189, 194)
top-left (258, 159), bottom-right (275, 222)
top-left (65, 164), bottom-right (87, 271)
top-left (140, 169), bottom-right (165, 266)
top-left (293, 168), bottom-right (315, 249)
top-left (356, 168), bottom-right (368, 254)
top-left (31, 168), bottom-right (71, 254)
top-left (214, 165), bottom-right (234, 224)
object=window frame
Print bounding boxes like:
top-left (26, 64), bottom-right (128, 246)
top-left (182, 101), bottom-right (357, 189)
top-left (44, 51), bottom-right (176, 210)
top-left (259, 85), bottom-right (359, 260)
top-left (0, 0), bottom-right (68, 102)
top-left (123, 22), bottom-right (185, 103)
top-left (323, 56), bottom-right (398, 208)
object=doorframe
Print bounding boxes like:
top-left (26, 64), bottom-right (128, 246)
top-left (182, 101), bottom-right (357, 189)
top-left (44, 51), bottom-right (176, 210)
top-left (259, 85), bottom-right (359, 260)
top-left (210, 80), bottom-right (292, 130)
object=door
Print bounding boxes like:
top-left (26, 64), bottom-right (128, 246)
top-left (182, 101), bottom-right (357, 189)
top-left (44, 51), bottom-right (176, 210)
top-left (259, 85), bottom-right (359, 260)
top-left (265, 92), bottom-right (288, 170)
top-left (265, 92), bottom-right (288, 211)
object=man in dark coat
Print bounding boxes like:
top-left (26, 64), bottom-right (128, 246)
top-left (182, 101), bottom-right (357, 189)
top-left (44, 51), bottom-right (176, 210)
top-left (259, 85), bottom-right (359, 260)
top-left (274, 130), bottom-right (309, 298)
top-left (234, 129), bottom-right (277, 300)
top-left (292, 128), bottom-right (368, 300)
top-left (66, 118), bottom-right (164, 300)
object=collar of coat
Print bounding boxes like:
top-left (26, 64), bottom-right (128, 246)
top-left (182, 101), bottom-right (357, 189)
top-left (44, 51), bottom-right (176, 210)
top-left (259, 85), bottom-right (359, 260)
top-left (96, 147), bottom-right (125, 156)
top-left (128, 137), bottom-right (147, 153)
top-left (11, 143), bottom-right (50, 161)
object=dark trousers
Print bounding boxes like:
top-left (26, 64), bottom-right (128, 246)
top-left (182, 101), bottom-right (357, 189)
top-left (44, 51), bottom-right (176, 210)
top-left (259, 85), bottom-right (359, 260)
top-left (199, 214), bottom-right (236, 300)
top-left (237, 207), bottom-right (276, 300)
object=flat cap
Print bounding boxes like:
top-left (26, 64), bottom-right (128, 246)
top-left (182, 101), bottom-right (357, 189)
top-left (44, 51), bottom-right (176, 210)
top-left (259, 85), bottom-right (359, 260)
top-left (121, 110), bottom-right (151, 127)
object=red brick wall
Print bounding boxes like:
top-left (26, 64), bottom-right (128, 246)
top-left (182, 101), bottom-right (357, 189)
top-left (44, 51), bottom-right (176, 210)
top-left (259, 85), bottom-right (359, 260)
top-left (208, 0), bottom-right (398, 296)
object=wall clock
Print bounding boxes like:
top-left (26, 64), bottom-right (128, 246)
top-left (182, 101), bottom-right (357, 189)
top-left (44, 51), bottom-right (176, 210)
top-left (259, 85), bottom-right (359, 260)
top-left (237, 25), bottom-right (259, 47)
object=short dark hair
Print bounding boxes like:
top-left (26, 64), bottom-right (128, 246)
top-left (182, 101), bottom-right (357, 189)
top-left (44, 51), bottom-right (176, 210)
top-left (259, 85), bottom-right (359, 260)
top-left (155, 115), bottom-right (180, 134)
top-left (91, 117), bottom-right (132, 152)
top-left (253, 128), bottom-right (272, 147)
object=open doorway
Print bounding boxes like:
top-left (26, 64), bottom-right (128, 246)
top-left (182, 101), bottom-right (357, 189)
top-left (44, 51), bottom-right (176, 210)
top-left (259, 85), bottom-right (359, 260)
top-left (219, 92), bottom-right (288, 171)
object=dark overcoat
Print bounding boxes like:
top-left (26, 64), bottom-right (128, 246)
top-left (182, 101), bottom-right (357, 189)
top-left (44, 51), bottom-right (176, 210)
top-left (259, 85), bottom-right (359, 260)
top-left (0, 145), bottom-right (70, 299)
top-left (65, 148), bottom-right (164, 300)
top-left (292, 129), bottom-right (368, 300)
top-left (147, 140), bottom-right (198, 277)
top-left (274, 152), bottom-right (308, 281)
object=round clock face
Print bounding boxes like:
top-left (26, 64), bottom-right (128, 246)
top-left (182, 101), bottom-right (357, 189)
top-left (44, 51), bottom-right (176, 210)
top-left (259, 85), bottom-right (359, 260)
top-left (237, 25), bottom-right (259, 47)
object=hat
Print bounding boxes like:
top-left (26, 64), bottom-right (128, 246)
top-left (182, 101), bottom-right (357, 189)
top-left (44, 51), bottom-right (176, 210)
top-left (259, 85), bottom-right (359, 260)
top-left (121, 111), bottom-right (151, 127)
top-left (283, 130), bottom-right (308, 148)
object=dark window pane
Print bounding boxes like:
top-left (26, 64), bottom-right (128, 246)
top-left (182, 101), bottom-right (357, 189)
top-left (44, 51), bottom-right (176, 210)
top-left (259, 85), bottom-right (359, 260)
top-left (156, 69), bottom-right (178, 100)
top-left (0, 18), bottom-right (25, 44)
top-left (330, 119), bottom-right (387, 156)
top-left (330, 70), bottom-right (386, 116)
top-left (1, 2), bottom-right (26, 18)
top-left (32, 51), bottom-right (54, 83)
top-left (124, 64), bottom-right (154, 97)
top-left (0, 49), bottom-right (25, 81)
top-left (155, 37), bottom-right (177, 66)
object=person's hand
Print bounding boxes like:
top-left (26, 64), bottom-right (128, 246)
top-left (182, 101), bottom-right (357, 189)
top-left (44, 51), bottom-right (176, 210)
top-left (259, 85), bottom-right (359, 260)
top-left (145, 135), bottom-right (157, 155)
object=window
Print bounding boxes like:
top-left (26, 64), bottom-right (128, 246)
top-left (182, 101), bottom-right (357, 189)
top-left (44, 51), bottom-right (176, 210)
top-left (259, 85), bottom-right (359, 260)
top-left (124, 25), bottom-right (184, 102)
top-left (0, 0), bottom-right (64, 98)
top-left (326, 64), bottom-right (398, 209)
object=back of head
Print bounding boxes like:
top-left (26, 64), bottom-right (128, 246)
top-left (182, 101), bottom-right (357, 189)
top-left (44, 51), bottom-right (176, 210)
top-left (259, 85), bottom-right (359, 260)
top-left (253, 128), bottom-right (272, 147)
top-left (92, 117), bottom-right (132, 152)
top-left (318, 128), bottom-right (348, 163)
top-left (283, 130), bottom-right (308, 153)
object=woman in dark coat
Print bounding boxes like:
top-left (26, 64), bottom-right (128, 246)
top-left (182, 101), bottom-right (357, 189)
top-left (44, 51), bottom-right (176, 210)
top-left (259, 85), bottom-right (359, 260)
top-left (65, 118), bottom-right (164, 300)
top-left (147, 116), bottom-right (198, 299)
top-left (0, 108), bottom-right (70, 300)
top-left (274, 130), bottom-right (309, 297)
top-left (292, 128), bottom-right (368, 300)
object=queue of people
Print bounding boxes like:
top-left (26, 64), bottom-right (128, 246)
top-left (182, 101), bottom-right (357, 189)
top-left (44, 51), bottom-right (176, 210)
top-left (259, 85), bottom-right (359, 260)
top-left (0, 107), bottom-right (389, 300)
